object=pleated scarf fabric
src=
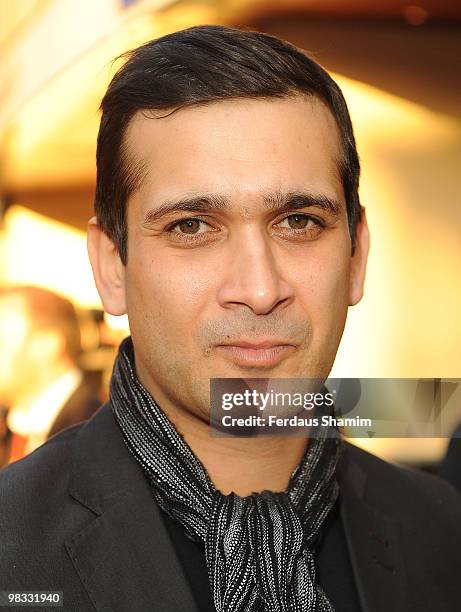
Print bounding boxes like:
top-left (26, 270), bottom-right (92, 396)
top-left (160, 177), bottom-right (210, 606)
top-left (110, 336), bottom-right (342, 612)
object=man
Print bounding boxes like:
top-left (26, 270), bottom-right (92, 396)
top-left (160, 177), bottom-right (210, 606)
top-left (0, 286), bottom-right (101, 464)
top-left (1, 25), bottom-right (460, 612)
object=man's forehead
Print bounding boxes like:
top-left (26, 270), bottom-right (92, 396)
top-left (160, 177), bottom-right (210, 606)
top-left (123, 96), bottom-right (345, 211)
top-left (124, 95), bottom-right (343, 157)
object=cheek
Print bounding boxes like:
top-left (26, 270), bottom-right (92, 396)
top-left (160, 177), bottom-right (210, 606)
top-left (124, 247), bottom-right (213, 341)
top-left (293, 247), bottom-right (351, 330)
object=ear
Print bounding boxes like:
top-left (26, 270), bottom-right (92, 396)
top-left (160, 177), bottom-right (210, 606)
top-left (349, 206), bottom-right (370, 306)
top-left (87, 217), bottom-right (127, 315)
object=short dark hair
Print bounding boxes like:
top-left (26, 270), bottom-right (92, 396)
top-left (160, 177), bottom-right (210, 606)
top-left (95, 24), bottom-right (361, 264)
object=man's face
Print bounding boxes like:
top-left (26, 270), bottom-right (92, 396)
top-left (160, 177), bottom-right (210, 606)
top-left (94, 96), bottom-right (368, 421)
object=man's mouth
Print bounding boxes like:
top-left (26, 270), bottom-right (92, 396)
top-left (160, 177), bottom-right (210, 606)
top-left (215, 339), bottom-right (297, 368)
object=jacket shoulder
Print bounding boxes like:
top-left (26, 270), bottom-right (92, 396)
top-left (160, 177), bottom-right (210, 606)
top-left (0, 423), bottom-right (97, 606)
top-left (0, 422), bottom-right (82, 494)
top-left (343, 440), bottom-right (461, 522)
top-left (0, 422), bottom-right (89, 548)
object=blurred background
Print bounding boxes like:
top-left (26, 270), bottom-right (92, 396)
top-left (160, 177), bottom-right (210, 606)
top-left (0, 0), bottom-right (460, 472)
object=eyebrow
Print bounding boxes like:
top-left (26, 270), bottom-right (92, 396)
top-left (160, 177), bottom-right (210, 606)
top-left (141, 190), bottom-right (341, 226)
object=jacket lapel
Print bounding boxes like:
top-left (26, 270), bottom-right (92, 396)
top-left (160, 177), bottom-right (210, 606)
top-left (339, 443), bottom-right (409, 612)
top-left (65, 403), bottom-right (411, 612)
top-left (65, 402), bottom-right (199, 612)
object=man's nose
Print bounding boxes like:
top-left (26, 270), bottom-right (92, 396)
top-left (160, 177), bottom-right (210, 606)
top-left (216, 229), bottom-right (295, 315)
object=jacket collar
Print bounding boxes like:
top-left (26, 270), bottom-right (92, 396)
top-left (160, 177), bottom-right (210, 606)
top-left (67, 402), bottom-right (408, 612)
top-left (338, 445), bottom-right (409, 612)
top-left (66, 402), bottom-right (200, 612)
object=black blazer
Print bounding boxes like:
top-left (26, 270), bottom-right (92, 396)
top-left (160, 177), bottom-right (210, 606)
top-left (1, 402), bottom-right (461, 612)
top-left (437, 423), bottom-right (461, 493)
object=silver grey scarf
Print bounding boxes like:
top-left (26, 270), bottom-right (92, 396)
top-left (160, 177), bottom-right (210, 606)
top-left (110, 336), bottom-right (342, 612)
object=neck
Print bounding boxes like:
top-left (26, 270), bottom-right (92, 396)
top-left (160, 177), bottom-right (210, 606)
top-left (135, 369), bottom-right (308, 497)
top-left (181, 412), bottom-right (309, 497)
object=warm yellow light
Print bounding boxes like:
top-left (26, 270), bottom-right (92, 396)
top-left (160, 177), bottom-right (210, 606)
top-left (1, 205), bottom-right (101, 309)
top-left (348, 437), bottom-right (450, 465)
top-left (105, 313), bottom-right (130, 333)
top-left (1, 0), bottom-right (218, 188)
top-left (0, 299), bottom-right (28, 361)
top-left (329, 75), bottom-right (461, 379)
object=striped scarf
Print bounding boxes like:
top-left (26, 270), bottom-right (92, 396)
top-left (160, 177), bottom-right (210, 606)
top-left (110, 336), bottom-right (342, 612)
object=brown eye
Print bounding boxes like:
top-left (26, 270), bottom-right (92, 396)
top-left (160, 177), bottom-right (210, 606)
top-left (285, 214), bottom-right (311, 229)
top-left (165, 216), bottom-right (218, 243)
top-left (273, 213), bottom-right (325, 241)
top-left (176, 219), bottom-right (202, 234)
